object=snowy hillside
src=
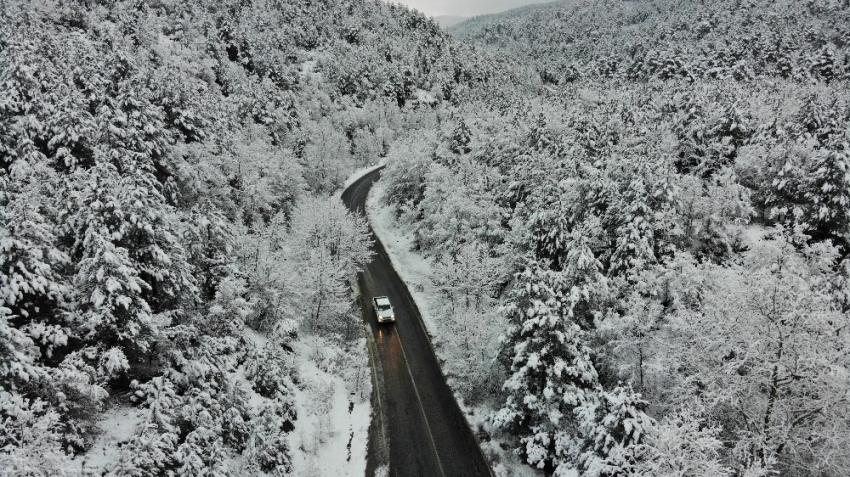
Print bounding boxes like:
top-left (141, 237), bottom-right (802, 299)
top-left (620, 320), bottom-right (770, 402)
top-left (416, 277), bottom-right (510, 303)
top-left (3, 0), bottom-right (849, 476)
top-left (453, 0), bottom-right (850, 85)
top-left (378, 1), bottom-right (850, 476)
top-left (0, 0), bottom-right (499, 474)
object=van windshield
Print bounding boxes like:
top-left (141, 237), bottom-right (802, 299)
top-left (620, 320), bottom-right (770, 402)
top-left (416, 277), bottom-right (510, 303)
top-left (377, 302), bottom-right (392, 311)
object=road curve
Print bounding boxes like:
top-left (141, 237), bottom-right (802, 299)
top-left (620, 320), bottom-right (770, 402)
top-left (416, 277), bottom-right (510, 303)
top-left (342, 168), bottom-right (493, 477)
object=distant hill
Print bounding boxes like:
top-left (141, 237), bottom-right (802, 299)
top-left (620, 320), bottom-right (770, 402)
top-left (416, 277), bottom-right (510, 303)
top-left (0, 0), bottom-right (506, 474)
top-left (435, 15), bottom-right (468, 28)
top-left (452, 0), bottom-right (850, 84)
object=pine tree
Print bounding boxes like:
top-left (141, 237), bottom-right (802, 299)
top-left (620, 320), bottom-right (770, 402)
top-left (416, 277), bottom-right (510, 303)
top-left (576, 384), bottom-right (654, 477)
top-left (206, 275), bottom-right (252, 338)
top-left (450, 118), bottom-right (472, 155)
top-left (561, 225), bottom-right (609, 330)
top-left (0, 391), bottom-right (73, 476)
top-left (0, 158), bottom-right (70, 347)
top-left (60, 77), bottom-right (198, 377)
top-left (493, 257), bottom-right (600, 472)
top-left (246, 398), bottom-right (294, 476)
top-left (113, 379), bottom-right (181, 476)
top-left (610, 175), bottom-right (655, 276)
top-left (809, 44), bottom-right (839, 82)
top-left (113, 428), bottom-right (178, 477)
top-left (175, 427), bottom-right (231, 477)
top-left (804, 142), bottom-right (850, 244)
top-left (0, 308), bottom-right (43, 388)
top-left (245, 343), bottom-right (295, 399)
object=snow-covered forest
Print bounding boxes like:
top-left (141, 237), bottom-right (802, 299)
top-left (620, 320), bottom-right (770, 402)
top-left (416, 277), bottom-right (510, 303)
top-left (380, 1), bottom-right (850, 476)
top-left (0, 0), bottom-right (498, 474)
top-left (2, 0), bottom-right (849, 476)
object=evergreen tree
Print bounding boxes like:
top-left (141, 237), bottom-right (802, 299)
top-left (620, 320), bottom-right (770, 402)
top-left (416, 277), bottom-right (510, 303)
top-left (450, 118), bottom-right (472, 155)
top-left (804, 140), bottom-right (850, 245)
top-left (610, 174), bottom-right (655, 276)
top-left (576, 384), bottom-right (654, 477)
top-left (493, 257), bottom-right (600, 472)
top-left (246, 399), bottom-right (294, 476)
top-left (0, 391), bottom-right (73, 476)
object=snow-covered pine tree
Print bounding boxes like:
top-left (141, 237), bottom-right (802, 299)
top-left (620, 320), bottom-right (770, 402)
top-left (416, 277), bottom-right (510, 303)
top-left (450, 118), bottom-right (472, 155)
top-left (493, 256), bottom-right (601, 473)
top-left (804, 138), bottom-right (850, 245)
top-left (205, 275), bottom-right (252, 338)
top-left (245, 398), bottom-right (294, 476)
top-left (115, 377), bottom-right (181, 476)
top-left (61, 74), bottom-right (197, 382)
top-left (64, 161), bottom-right (167, 378)
top-left (0, 390), bottom-right (73, 476)
top-left (809, 44), bottom-right (839, 82)
top-left (0, 31), bottom-right (74, 351)
top-left (767, 94), bottom-right (849, 246)
top-left (245, 342), bottom-right (296, 399)
top-left (610, 172), bottom-right (655, 276)
top-left (647, 162), bottom-right (682, 261)
top-left (175, 427), bottom-right (231, 477)
top-left (524, 170), bottom-right (587, 271)
top-left (0, 149), bottom-right (71, 356)
top-left (576, 383), bottom-right (654, 477)
top-left (704, 103), bottom-right (752, 175)
top-left (561, 222), bottom-right (609, 330)
top-left (113, 428), bottom-right (179, 477)
top-left (766, 140), bottom-right (811, 231)
top-left (186, 202), bottom-right (238, 304)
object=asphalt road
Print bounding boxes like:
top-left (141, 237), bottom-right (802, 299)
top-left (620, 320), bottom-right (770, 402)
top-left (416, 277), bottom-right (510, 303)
top-left (342, 168), bottom-right (494, 477)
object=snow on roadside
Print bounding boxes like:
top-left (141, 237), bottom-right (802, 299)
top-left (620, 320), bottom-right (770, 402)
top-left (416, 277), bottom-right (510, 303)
top-left (338, 163), bottom-right (385, 196)
top-left (243, 320), bottom-right (372, 477)
top-left (287, 336), bottom-right (372, 477)
top-left (365, 180), bottom-right (543, 477)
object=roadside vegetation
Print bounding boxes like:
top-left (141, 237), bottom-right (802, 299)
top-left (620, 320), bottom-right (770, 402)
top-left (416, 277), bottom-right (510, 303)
top-left (381, 1), bottom-right (850, 476)
top-left (0, 0), bottom-right (496, 474)
top-left (3, 0), bottom-right (849, 476)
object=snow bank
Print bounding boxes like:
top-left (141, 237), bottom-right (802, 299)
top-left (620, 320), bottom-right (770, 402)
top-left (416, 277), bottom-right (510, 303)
top-left (338, 163), bottom-right (386, 194)
top-left (288, 336), bottom-right (372, 477)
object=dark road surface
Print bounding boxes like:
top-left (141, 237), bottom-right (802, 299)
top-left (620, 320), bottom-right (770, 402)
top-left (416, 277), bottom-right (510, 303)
top-left (342, 168), bottom-right (494, 477)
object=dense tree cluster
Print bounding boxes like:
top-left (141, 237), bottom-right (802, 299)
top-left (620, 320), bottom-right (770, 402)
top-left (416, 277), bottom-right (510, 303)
top-left (5, 0), bottom-right (849, 474)
top-left (0, 0), bottom-right (500, 473)
top-left (454, 0), bottom-right (850, 86)
top-left (382, 4), bottom-right (850, 472)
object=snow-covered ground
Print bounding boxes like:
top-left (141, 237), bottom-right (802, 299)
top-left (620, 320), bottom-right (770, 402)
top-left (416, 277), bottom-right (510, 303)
top-left (78, 330), bottom-right (371, 477)
top-left (366, 180), bottom-right (542, 477)
top-left (288, 336), bottom-right (372, 477)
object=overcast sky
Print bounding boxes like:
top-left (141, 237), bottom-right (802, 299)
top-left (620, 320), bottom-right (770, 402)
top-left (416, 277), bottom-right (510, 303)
top-left (389, 0), bottom-right (559, 18)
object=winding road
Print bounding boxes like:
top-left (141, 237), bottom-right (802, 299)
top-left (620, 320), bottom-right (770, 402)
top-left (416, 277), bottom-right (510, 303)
top-left (342, 168), bottom-right (494, 477)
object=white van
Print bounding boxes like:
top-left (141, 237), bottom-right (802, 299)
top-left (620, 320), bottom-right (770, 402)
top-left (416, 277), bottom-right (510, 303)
top-left (372, 296), bottom-right (396, 323)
